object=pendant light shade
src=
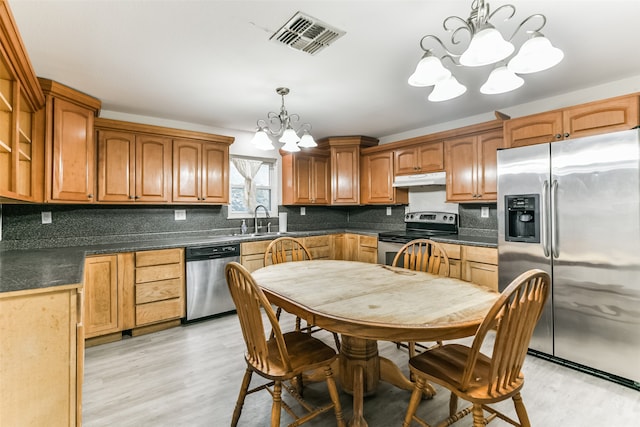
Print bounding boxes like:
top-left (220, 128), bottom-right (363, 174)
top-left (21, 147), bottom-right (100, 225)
top-left (480, 65), bottom-right (524, 94)
top-left (251, 129), bottom-right (275, 150)
top-left (508, 35), bottom-right (564, 74)
top-left (460, 26), bottom-right (514, 67)
top-left (408, 52), bottom-right (452, 87)
top-left (428, 76), bottom-right (467, 102)
top-left (297, 131), bottom-right (317, 148)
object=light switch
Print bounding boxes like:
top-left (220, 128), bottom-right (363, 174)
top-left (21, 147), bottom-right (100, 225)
top-left (174, 209), bottom-right (186, 221)
top-left (386, 207), bottom-right (392, 216)
top-left (481, 206), bottom-right (489, 218)
top-left (41, 211), bottom-right (52, 224)
top-left (300, 207), bottom-right (306, 216)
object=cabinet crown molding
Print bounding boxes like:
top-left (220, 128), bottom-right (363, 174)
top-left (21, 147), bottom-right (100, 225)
top-left (38, 78), bottom-right (101, 113)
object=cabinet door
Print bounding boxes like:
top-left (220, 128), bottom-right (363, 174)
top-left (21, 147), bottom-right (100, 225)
top-left (344, 233), bottom-right (359, 260)
top-left (84, 255), bottom-right (121, 338)
top-left (503, 111), bottom-right (563, 148)
top-left (331, 145), bottom-right (359, 204)
top-left (331, 233), bottom-right (345, 260)
top-left (293, 153), bottom-right (313, 204)
top-left (394, 146), bottom-right (418, 175)
top-left (172, 139), bottom-right (202, 203)
top-left (361, 151), bottom-right (395, 204)
top-left (135, 135), bottom-right (172, 202)
top-left (358, 235), bottom-right (378, 263)
top-left (445, 136), bottom-right (477, 201)
top-left (563, 95), bottom-right (639, 140)
top-left (476, 129), bottom-right (503, 201)
top-left (462, 261), bottom-right (498, 291)
top-left (1, 287), bottom-right (80, 427)
top-left (97, 130), bottom-right (135, 202)
top-left (50, 97), bottom-right (95, 202)
top-left (201, 142), bottom-right (229, 203)
top-left (417, 141), bottom-right (444, 172)
top-left (311, 155), bottom-right (330, 204)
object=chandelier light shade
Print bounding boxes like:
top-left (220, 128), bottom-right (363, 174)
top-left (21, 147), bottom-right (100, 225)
top-left (251, 87), bottom-right (316, 152)
top-left (409, 0), bottom-right (563, 102)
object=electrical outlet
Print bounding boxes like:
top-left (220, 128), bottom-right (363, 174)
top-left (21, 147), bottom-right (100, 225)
top-left (481, 206), bottom-right (489, 218)
top-left (174, 209), bottom-right (186, 221)
top-left (386, 206), bottom-right (392, 216)
top-left (41, 211), bottom-right (52, 224)
top-left (300, 207), bottom-right (306, 216)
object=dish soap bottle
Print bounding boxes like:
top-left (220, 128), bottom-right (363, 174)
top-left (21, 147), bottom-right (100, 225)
top-left (241, 219), bottom-right (247, 235)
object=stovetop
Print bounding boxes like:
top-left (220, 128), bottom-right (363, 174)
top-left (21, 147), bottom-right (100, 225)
top-left (378, 211), bottom-right (458, 243)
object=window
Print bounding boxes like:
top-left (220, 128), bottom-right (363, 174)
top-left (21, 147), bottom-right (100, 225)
top-left (229, 156), bottom-right (276, 217)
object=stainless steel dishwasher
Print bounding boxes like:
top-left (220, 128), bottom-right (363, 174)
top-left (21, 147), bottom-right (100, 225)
top-left (185, 243), bottom-right (240, 322)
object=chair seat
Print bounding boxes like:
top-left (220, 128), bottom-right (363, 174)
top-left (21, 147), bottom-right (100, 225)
top-left (248, 331), bottom-right (338, 379)
top-left (409, 343), bottom-right (525, 403)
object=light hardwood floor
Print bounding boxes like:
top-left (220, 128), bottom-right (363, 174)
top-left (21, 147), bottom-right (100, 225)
top-left (83, 312), bottom-right (640, 426)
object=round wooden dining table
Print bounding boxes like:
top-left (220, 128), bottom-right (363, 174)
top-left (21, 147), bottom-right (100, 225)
top-left (252, 260), bottom-right (499, 427)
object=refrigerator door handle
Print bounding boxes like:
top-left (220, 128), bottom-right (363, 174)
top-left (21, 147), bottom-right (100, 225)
top-left (551, 179), bottom-right (559, 258)
top-left (541, 180), bottom-right (550, 258)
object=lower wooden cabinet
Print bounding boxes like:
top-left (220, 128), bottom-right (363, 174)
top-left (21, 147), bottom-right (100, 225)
top-left (83, 248), bottom-right (185, 343)
top-left (240, 240), bottom-right (272, 272)
top-left (332, 233), bottom-right (378, 263)
top-left (134, 248), bottom-right (185, 327)
top-left (1, 285), bottom-right (83, 426)
top-left (438, 243), bottom-right (498, 290)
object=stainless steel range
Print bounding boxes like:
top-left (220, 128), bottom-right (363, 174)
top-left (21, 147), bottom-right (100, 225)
top-left (377, 211), bottom-right (458, 265)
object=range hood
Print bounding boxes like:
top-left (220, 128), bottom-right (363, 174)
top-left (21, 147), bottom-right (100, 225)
top-left (392, 171), bottom-right (446, 187)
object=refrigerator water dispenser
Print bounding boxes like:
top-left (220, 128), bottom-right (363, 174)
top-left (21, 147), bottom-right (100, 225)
top-left (505, 194), bottom-right (540, 243)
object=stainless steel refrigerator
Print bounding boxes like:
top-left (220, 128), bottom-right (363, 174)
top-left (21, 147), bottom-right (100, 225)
top-left (497, 128), bottom-right (640, 387)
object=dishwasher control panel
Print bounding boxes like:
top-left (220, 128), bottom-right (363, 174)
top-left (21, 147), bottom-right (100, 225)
top-left (186, 244), bottom-right (240, 260)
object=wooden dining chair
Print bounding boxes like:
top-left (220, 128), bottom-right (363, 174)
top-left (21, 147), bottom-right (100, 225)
top-left (401, 269), bottom-right (551, 427)
top-left (392, 238), bottom-right (451, 357)
top-left (225, 262), bottom-right (346, 427)
top-left (264, 237), bottom-right (341, 351)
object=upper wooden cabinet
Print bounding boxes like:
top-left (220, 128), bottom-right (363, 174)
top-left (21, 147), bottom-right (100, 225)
top-left (320, 135), bottom-right (378, 205)
top-left (95, 117), bottom-right (233, 204)
top-left (445, 128), bottom-right (503, 202)
top-left (360, 149), bottom-right (408, 205)
top-left (40, 78), bottom-right (101, 203)
top-left (394, 141), bottom-right (444, 175)
top-left (504, 94), bottom-right (639, 148)
top-left (0, 2), bottom-right (45, 202)
top-left (96, 128), bottom-right (172, 203)
top-left (281, 149), bottom-right (330, 205)
top-left (173, 139), bottom-right (229, 203)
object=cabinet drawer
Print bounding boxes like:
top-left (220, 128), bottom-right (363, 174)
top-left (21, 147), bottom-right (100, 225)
top-left (439, 243), bottom-right (461, 260)
top-left (359, 235), bottom-right (377, 248)
top-left (462, 246), bottom-right (497, 264)
top-left (136, 298), bottom-right (184, 326)
top-left (462, 261), bottom-right (498, 291)
top-left (309, 246), bottom-right (331, 260)
top-left (136, 263), bottom-right (183, 283)
top-left (241, 240), bottom-right (272, 256)
top-left (135, 248), bottom-right (183, 267)
top-left (304, 235), bottom-right (331, 248)
top-left (136, 278), bottom-right (183, 304)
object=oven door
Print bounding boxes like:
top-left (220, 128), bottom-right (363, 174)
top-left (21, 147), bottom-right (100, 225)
top-left (377, 239), bottom-right (406, 266)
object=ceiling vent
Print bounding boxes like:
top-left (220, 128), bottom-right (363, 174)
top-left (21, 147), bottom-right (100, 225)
top-left (270, 12), bottom-right (345, 55)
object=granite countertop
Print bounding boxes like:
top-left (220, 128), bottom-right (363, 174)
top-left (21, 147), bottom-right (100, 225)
top-left (0, 228), bottom-right (496, 294)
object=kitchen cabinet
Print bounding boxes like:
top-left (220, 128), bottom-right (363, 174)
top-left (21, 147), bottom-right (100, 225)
top-left (0, 2), bottom-right (45, 202)
top-left (40, 78), bottom-right (101, 203)
top-left (240, 239), bottom-right (272, 272)
top-left (173, 138), bottom-right (229, 203)
top-left (394, 141), bottom-right (444, 175)
top-left (332, 233), bottom-right (378, 263)
top-left (281, 149), bottom-right (330, 205)
top-left (360, 149), bottom-right (408, 205)
top-left (321, 135), bottom-right (378, 205)
top-left (96, 129), bottom-right (172, 203)
top-left (445, 128), bottom-right (503, 202)
top-left (504, 94), bottom-right (639, 148)
top-left (303, 234), bottom-right (332, 260)
top-left (95, 117), bottom-right (233, 204)
top-left (437, 242), bottom-right (497, 290)
top-left (1, 284), bottom-right (83, 426)
top-left (134, 248), bottom-right (185, 330)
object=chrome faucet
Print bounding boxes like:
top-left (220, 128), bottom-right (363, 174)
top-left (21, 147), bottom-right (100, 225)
top-left (254, 204), bottom-right (270, 234)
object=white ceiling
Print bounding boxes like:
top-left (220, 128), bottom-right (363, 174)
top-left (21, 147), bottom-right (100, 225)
top-left (9, 0), bottom-right (640, 141)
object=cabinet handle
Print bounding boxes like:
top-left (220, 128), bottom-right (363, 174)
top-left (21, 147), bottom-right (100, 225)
top-left (134, 196), bottom-right (140, 200)
top-left (564, 133), bottom-right (570, 138)
top-left (129, 195), bottom-right (135, 199)
top-left (87, 194), bottom-right (93, 198)
top-left (555, 134), bottom-right (562, 139)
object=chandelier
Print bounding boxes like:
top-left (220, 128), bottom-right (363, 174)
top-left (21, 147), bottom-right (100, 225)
top-left (251, 87), bottom-right (317, 152)
top-left (408, 0), bottom-right (564, 102)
